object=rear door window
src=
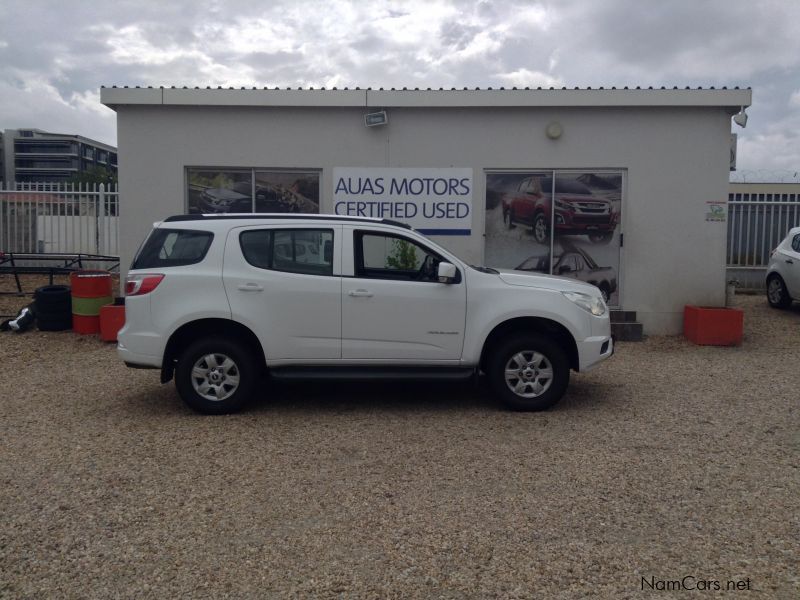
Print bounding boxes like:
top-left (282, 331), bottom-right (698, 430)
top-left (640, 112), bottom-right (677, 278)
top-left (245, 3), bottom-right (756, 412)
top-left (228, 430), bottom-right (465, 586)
top-left (132, 228), bottom-right (214, 269)
top-left (240, 229), bottom-right (334, 276)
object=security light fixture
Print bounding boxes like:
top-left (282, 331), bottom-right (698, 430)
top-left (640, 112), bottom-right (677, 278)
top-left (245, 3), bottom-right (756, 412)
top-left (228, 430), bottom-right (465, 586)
top-left (365, 110), bottom-right (388, 127)
top-left (733, 107), bottom-right (748, 128)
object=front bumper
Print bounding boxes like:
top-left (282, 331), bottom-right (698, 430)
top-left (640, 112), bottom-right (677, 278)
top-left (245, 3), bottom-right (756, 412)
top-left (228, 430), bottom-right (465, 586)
top-left (577, 335), bottom-right (614, 372)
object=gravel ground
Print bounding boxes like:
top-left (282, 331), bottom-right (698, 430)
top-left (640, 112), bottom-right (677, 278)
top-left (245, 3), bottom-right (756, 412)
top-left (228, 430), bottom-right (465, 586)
top-left (0, 276), bottom-right (797, 598)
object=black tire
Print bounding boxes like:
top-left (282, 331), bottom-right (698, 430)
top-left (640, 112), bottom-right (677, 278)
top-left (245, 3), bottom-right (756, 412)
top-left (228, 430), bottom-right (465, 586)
top-left (503, 209), bottom-right (514, 229)
top-left (488, 333), bottom-right (570, 411)
top-left (175, 338), bottom-right (258, 414)
top-left (37, 315), bottom-right (73, 331)
top-left (34, 286), bottom-right (72, 311)
top-left (588, 231), bottom-right (614, 245)
top-left (533, 213), bottom-right (549, 244)
top-left (766, 274), bottom-right (792, 309)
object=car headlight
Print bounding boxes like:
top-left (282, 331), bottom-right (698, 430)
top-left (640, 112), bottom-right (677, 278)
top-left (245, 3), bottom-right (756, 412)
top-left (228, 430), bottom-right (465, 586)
top-left (562, 291), bottom-right (606, 316)
top-left (554, 199), bottom-right (572, 210)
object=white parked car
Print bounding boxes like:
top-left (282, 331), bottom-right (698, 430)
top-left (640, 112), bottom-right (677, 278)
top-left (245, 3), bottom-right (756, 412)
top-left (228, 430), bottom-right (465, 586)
top-left (766, 226), bottom-right (800, 308)
top-left (119, 214), bottom-right (613, 414)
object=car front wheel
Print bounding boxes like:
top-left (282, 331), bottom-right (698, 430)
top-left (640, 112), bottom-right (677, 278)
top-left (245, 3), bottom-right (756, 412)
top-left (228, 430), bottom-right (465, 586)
top-left (588, 231), bottom-right (614, 244)
top-left (533, 214), bottom-right (549, 244)
top-left (503, 209), bottom-right (514, 229)
top-left (488, 334), bottom-right (570, 411)
top-left (766, 275), bottom-right (792, 308)
top-left (175, 338), bottom-right (257, 414)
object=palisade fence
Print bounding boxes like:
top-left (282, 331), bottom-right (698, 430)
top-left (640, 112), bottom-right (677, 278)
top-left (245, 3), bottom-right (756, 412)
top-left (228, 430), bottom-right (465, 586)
top-left (727, 190), bottom-right (800, 290)
top-left (1, 181), bottom-right (798, 291)
top-left (0, 182), bottom-right (119, 257)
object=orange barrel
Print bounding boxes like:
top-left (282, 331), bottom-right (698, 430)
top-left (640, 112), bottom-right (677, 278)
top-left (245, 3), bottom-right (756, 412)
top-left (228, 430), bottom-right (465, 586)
top-left (70, 271), bottom-right (113, 335)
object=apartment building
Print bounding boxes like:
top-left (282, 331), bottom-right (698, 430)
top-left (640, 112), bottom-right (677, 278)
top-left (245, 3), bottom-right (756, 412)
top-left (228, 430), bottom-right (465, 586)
top-left (1, 128), bottom-right (117, 185)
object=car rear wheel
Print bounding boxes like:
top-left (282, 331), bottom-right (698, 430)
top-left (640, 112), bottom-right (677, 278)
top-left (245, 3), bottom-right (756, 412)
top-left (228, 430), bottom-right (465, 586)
top-left (488, 334), bottom-right (570, 411)
top-left (766, 275), bottom-right (792, 308)
top-left (598, 283), bottom-right (611, 303)
top-left (175, 338), bottom-right (257, 414)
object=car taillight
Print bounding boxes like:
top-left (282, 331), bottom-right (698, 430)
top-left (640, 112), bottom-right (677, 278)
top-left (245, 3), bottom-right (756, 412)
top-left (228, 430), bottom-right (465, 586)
top-left (126, 274), bottom-right (165, 296)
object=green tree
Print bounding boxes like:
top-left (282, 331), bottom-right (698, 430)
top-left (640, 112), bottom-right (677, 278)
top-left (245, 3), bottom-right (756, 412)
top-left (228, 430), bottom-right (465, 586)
top-left (69, 166), bottom-right (118, 186)
top-left (386, 239), bottom-right (420, 270)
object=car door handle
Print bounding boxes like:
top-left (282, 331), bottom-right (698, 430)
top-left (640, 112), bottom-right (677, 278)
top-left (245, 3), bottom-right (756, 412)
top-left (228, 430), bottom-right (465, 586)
top-left (348, 289), bottom-right (373, 297)
top-left (237, 283), bottom-right (264, 292)
top-left (786, 259), bottom-right (794, 264)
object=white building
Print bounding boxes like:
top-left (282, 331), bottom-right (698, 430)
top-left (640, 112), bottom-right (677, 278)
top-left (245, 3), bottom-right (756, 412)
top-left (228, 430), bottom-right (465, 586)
top-left (101, 86), bottom-right (751, 334)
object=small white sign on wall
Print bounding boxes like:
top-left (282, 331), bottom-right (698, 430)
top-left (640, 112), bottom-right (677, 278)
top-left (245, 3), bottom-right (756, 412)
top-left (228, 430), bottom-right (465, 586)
top-left (332, 167), bottom-right (473, 235)
top-left (705, 200), bottom-right (727, 222)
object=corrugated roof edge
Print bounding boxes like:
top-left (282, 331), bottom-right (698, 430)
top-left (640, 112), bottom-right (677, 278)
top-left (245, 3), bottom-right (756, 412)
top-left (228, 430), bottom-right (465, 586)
top-left (100, 86), bottom-right (752, 110)
top-left (101, 85), bottom-right (751, 91)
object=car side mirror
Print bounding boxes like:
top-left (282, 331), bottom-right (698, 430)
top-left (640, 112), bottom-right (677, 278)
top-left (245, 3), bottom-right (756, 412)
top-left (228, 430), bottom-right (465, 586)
top-left (437, 261), bottom-right (457, 283)
top-left (558, 265), bottom-right (572, 274)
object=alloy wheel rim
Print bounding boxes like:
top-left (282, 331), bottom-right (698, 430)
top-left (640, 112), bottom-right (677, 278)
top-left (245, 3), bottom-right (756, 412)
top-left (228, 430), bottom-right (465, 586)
top-left (768, 279), bottom-right (782, 303)
top-left (535, 218), bottom-right (547, 242)
top-left (504, 351), bottom-right (554, 398)
top-left (191, 353), bottom-right (240, 401)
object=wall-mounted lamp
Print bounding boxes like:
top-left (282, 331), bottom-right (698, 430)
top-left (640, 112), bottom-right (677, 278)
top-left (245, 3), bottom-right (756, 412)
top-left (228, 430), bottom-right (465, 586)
top-left (733, 107), bottom-right (748, 128)
top-left (545, 121), bottom-right (563, 139)
top-left (365, 110), bottom-right (388, 127)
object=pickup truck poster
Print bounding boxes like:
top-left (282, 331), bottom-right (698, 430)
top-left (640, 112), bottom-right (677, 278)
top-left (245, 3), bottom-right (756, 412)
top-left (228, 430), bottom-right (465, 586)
top-left (333, 167), bottom-right (473, 235)
top-left (187, 168), bottom-right (320, 214)
top-left (485, 171), bottom-right (622, 306)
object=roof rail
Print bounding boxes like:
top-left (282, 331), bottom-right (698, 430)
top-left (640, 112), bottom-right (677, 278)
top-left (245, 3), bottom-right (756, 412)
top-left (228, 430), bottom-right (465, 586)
top-left (162, 213), bottom-right (414, 229)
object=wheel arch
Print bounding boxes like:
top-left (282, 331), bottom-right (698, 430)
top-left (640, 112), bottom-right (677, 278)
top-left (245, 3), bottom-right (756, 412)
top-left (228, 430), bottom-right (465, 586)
top-left (479, 317), bottom-right (579, 373)
top-left (161, 318), bottom-right (266, 383)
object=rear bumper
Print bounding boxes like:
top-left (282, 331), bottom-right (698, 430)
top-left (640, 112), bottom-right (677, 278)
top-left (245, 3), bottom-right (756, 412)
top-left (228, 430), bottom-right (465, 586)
top-left (118, 342), bottom-right (161, 369)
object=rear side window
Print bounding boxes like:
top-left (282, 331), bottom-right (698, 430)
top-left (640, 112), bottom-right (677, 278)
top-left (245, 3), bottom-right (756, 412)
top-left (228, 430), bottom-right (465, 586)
top-left (132, 228), bottom-right (214, 269)
top-left (240, 229), bottom-right (334, 276)
top-left (793, 234), bottom-right (800, 252)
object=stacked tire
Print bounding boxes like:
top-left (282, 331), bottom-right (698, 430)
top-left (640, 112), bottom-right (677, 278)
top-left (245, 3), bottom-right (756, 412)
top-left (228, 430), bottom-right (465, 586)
top-left (34, 285), bottom-right (72, 331)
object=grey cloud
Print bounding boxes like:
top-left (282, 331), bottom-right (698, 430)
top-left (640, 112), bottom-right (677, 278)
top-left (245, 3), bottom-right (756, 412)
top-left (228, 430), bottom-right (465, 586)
top-left (440, 21), bottom-right (483, 50)
top-left (0, 0), bottom-right (797, 176)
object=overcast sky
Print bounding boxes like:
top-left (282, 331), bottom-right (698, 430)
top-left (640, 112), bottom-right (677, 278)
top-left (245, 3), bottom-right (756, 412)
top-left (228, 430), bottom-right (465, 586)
top-left (1, 0), bottom-right (798, 181)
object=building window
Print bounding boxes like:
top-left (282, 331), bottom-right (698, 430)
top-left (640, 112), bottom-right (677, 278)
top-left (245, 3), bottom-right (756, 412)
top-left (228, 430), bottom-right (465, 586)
top-left (186, 167), bottom-right (320, 215)
top-left (485, 170), bottom-right (624, 306)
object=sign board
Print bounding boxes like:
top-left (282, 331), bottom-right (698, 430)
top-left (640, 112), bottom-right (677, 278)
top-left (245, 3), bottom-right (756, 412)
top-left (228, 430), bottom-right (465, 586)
top-left (333, 167), bottom-right (473, 235)
top-left (705, 200), bottom-right (727, 222)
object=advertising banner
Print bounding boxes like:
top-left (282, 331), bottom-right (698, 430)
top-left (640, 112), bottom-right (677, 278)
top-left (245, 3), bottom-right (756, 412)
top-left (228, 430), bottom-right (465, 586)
top-left (333, 167), bottom-right (473, 235)
top-left (187, 168), bottom-right (319, 214)
top-left (485, 171), bottom-right (623, 306)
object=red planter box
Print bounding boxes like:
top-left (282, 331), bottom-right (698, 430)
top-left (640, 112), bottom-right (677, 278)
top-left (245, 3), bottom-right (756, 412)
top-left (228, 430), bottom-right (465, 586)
top-left (99, 304), bottom-right (125, 342)
top-left (683, 305), bottom-right (744, 346)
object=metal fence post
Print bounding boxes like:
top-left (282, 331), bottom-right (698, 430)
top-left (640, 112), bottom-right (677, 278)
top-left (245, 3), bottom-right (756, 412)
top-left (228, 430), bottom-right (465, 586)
top-left (97, 183), bottom-right (104, 254)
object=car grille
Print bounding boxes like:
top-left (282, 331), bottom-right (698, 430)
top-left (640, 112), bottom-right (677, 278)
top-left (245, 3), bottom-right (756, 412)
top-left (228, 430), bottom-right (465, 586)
top-left (573, 202), bottom-right (608, 214)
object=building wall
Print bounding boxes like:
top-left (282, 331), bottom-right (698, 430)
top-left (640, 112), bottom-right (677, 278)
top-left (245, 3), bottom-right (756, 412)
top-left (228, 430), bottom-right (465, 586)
top-left (117, 103), bottom-right (733, 333)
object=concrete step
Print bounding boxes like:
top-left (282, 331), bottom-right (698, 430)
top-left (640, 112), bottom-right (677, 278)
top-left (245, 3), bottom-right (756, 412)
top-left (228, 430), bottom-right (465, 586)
top-left (610, 309), bottom-right (638, 323)
top-left (612, 321), bottom-right (644, 342)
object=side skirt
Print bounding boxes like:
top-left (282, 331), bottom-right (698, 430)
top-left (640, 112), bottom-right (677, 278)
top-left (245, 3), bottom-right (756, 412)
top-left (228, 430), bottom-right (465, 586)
top-left (269, 365), bottom-right (477, 382)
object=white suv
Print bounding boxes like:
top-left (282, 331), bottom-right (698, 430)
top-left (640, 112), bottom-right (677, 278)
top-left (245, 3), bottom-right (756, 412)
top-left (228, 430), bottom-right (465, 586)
top-left (120, 214), bottom-right (614, 414)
